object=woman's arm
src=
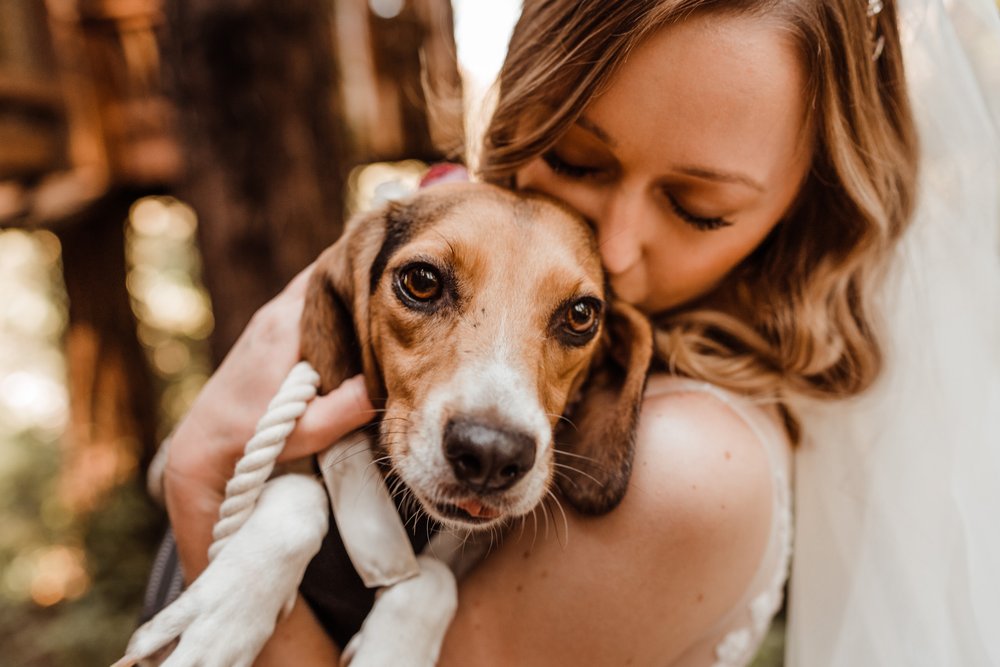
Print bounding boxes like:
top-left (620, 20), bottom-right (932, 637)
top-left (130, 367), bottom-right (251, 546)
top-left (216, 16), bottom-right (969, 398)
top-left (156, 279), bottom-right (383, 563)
top-left (160, 266), bottom-right (373, 664)
top-left (163, 265), bottom-right (373, 579)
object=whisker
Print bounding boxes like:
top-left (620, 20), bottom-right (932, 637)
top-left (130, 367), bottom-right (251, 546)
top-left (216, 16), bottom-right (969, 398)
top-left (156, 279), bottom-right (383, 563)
top-left (552, 469), bottom-right (583, 490)
top-left (363, 455), bottom-right (393, 478)
top-left (542, 499), bottom-right (556, 542)
top-left (386, 477), bottom-right (403, 501)
top-left (552, 447), bottom-right (601, 464)
top-left (545, 413), bottom-right (578, 430)
top-left (546, 489), bottom-right (570, 548)
top-left (488, 525), bottom-right (500, 557)
top-left (404, 499), bottom-right (421, 532)
top-left (320, 440), bottom-right (375, 472)
top-left (531, 505), bottom-right (540, 549)
top-left (552, 461), bottom-right (604, 488)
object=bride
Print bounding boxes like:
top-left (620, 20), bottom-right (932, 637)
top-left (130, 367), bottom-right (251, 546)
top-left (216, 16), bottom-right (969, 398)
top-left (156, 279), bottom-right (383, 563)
top-left (146, 0), bottom-right (1000, 664)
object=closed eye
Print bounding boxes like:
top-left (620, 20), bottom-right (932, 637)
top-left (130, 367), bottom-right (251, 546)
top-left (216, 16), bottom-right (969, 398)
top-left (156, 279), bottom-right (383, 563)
top-left (541, 150), bottom-right (608, 180)
top-left (543, 146), bottom-right (735, 231)
top-left (666, 195), bottom-right (734, 231)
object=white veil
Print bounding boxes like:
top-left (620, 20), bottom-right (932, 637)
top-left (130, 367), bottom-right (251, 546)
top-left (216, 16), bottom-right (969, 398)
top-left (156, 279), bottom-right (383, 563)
top-left (786, 0), bottom-right (1000, 664)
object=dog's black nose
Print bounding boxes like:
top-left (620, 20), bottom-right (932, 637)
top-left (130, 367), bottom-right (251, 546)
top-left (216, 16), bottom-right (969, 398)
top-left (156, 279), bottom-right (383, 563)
top-left (444, 419), bottom-right (536, 492)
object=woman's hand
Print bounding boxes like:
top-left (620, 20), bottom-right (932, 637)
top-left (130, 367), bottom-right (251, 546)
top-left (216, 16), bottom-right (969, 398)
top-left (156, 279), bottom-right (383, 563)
top-left (163, 264), bottom-right (374, 581)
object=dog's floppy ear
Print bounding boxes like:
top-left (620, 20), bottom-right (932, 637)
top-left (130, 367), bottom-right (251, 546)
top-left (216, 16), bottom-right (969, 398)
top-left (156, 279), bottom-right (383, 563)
top-left (555, 300), bottom-right (653, 514)
top-left (300, 203), bottom-right (394, 396)
top-left (300, 241), bottom-right (364, 394)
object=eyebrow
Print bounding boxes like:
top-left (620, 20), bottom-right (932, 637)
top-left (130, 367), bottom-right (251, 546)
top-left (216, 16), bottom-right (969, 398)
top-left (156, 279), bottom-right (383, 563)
top-left (673, 165), bottom-right (765, 193)
top-left (576, 116), bottom-right (617, 147)
top-left (575, 116), bottom-right (766, 193)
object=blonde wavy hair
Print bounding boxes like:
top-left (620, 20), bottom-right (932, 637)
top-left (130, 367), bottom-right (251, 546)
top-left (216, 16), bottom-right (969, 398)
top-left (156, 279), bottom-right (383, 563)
top-left (478, 0), bottom-right (919, 433)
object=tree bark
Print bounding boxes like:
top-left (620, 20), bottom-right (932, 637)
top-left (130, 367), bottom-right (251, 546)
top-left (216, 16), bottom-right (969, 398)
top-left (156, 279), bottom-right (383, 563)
top-left (337, 0), bottom-right (464, 162)
top-left (164, 0), bottom-right (464, 363)
top-left (163, 0), bottom-right (351, 363)
top-left (57, 193), bottom-right (159, 510)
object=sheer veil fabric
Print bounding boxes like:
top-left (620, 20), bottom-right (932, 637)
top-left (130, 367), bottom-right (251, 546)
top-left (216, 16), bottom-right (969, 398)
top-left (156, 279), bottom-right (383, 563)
top-left (787, 0), bottom-right (1000, 664)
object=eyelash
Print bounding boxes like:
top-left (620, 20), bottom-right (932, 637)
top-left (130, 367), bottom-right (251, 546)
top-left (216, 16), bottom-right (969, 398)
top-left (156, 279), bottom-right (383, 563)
top-left (541, 150), bottom-right (735, 232)
top-left (665, 195), bottom-right (734, 231)
top-left (541, 150), bottom-right (603, 179)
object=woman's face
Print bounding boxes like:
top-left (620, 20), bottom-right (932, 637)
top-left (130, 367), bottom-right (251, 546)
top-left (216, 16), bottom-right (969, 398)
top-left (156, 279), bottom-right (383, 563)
top-left (516, 13), bottom-right (814, 313)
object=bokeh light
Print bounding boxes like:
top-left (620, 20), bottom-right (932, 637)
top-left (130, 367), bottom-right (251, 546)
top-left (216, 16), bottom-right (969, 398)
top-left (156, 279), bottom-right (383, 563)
top-left (125, 195), bottom-right (214, 429)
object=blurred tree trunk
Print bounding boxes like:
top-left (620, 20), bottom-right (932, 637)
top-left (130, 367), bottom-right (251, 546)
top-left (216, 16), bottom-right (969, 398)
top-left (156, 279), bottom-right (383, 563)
top-left (164, 0), bottom-right (463, 363)
top-left (164, 0), bottom-right (351, 363)
top-left (361, 0), bottom-right (464, 161)
top-left (2, 1), bottom-right (172, 479)
top-left (57, 194), bottom-right (159, 512)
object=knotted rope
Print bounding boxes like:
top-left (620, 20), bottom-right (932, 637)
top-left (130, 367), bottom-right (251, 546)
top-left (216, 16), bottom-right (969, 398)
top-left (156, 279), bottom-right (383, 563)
top-left (208, 361), bottom-right (321, 561)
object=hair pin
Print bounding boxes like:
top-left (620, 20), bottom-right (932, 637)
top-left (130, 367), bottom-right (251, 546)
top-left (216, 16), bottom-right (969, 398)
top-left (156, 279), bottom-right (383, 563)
top-left (867, 0), bottom-right (885, 60)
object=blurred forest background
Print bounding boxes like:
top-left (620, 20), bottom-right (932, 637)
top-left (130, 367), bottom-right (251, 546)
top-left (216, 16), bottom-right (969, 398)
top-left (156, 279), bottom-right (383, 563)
top-left (0, 1), bottom-right (792, 666)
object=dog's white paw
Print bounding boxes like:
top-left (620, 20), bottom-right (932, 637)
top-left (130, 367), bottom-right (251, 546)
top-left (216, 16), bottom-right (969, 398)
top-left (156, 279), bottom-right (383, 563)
top-left (116, 476), bottom-right (329, 667)
top-left (341, 555), bottom-right (458, 667)
top-left (116, 558), bottom-right (294, 667)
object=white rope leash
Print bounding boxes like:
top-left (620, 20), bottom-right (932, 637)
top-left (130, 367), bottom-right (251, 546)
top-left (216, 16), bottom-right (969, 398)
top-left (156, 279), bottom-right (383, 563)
top-left (208, 361), bottom-right (321, 561)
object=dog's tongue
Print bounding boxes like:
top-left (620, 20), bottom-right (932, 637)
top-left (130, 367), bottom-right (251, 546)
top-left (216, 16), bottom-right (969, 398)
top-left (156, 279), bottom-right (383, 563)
top-left (456, 499), bottom-right (499, 519)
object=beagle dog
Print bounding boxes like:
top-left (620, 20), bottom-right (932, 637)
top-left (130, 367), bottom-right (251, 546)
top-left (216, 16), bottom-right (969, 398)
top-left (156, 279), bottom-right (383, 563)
top-left (121, 181), bottom-right (652, 666)
top-left (304, 180), bottom-right (653, 523)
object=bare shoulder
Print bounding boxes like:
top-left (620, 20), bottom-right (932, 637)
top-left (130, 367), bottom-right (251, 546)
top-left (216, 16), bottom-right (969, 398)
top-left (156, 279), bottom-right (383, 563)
top-left (631, 381), bottom-right (780, 538)
top-left (438, 380), bottom-right (787, 666)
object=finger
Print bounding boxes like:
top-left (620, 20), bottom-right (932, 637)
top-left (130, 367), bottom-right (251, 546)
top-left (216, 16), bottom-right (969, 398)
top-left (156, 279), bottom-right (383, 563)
top-left (281, 261), bottom-right (317, 300)
top-left (281, 375), bottom-right (375, 460)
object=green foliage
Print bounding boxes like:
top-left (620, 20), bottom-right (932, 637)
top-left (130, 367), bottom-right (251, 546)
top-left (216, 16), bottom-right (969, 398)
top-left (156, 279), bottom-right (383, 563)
top-left (0, 426), bottom-right (165, 666)
top-left (751, 619), bottom-right (786, 667)
top-left (0, 221), bottom-right (177, 666)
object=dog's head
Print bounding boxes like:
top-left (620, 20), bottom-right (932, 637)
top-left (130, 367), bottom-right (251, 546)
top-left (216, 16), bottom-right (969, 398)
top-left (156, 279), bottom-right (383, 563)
top-left (301, 182), bottom-right (652, 528)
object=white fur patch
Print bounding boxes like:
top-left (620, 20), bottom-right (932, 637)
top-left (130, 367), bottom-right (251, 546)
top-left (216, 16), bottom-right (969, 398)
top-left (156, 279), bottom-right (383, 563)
top-left (394, 330), bottom-right (553, 526)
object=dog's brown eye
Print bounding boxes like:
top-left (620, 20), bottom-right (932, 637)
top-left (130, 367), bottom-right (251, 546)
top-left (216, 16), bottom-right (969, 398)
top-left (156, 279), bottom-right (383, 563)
top-left (565, 300), bottom-right (598, 334)
top-left (399, 264), bottom-right (442, 302)
top-left (555, 297), bottom-right (602, 345)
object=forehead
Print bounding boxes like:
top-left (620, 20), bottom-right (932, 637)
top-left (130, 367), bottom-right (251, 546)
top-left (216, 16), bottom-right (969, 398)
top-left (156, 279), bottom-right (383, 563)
top-left (587, 12), bottom-right (810, 182)
top-left (392, 190), bottom-right (603, 289)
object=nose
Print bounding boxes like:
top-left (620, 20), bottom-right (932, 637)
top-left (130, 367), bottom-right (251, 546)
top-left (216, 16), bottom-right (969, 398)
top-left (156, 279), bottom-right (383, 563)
top-left (595, 187), bottom-right (645, 275)
top-left (444, 419), bottom-right (536, 492)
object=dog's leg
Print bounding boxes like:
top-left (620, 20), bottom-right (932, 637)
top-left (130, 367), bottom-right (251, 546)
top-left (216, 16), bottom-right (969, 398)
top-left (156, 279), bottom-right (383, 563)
top-left (339, 530), bottom-right (492, 667)
top-left (340, 554), bottom-right (459, 667)
top-left (116, 475), bottom-right (329, 667)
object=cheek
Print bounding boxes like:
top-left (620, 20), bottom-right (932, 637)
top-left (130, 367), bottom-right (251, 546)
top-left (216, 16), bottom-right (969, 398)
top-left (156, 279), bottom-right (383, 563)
top-left (372, 308), bottom-right (458, 408)
top-left (651, 222), bottom-right (777, 308)
top-left (536, 344), bottom-right (599, 421)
